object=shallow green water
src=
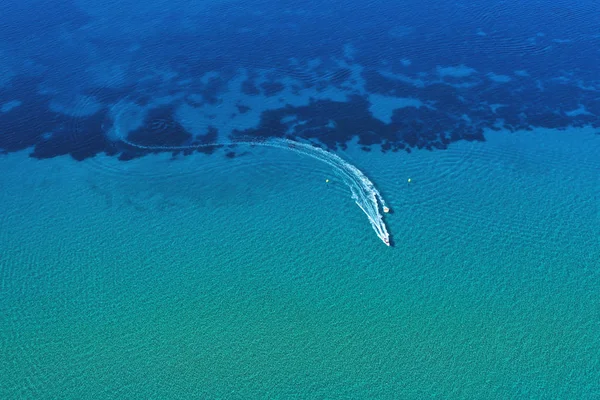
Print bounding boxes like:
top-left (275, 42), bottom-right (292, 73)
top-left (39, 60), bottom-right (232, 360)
top-left (1, 128), bottom-right (599, 398)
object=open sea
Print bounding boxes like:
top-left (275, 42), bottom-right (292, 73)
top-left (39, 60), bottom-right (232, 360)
top-left (1, 0), bottom-right (599, 398)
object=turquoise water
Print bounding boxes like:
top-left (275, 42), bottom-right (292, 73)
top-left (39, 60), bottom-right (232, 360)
top-left (1, 126), bottom-right (598, 398)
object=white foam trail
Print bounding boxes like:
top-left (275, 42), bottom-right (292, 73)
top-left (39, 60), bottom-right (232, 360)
top-left (257, 138), bottom-right (391, 246)
top-left (109, 103), bottom-right (391, 246)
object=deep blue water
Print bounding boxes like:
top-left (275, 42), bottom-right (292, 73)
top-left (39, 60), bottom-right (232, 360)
top-left (0, 0), bottom-right (598, 160)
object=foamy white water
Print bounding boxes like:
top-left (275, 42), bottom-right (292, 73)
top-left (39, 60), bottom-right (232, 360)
top-left (108, 102), bottom-right (391, 246)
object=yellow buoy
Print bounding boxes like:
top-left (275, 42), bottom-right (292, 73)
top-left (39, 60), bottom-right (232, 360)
top-left (383, 206), bottom-right (390, 213)
top-left (407, 178), bottom-right (412, 183)
top-left (326, 179), bottom-right (330, 183)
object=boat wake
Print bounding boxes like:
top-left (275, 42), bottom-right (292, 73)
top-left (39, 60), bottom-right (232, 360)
top-left (108, 102), bottom-right (391, 246)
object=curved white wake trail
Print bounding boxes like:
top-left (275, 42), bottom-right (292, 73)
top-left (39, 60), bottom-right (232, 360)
top-left (258, 138), bottom-right (390, 246)
top-left (110, 105), bottom-right (391, 246)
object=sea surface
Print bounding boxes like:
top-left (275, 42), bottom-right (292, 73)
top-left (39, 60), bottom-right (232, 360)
top-left (1, 0), bottom-right (599, 398)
